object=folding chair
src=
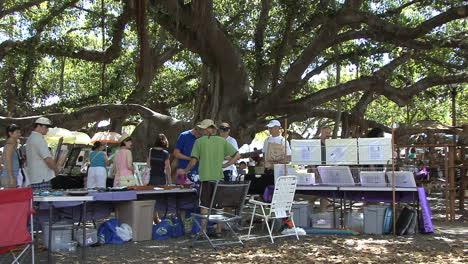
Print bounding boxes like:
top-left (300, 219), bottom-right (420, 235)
top-left (191, 181), bottom-right (250, 248)
top-left (247, 176), bottom-right (299, 243)
top-left (0, 188), bottom-right (35, 264)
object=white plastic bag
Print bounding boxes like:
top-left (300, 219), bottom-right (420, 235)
top-left (116, 223), bottom-right (133, 241)
top-left (281, 227), bottom-right (306, 236)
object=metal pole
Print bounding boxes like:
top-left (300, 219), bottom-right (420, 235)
top-left (391, 119), bottom-right (397, 234)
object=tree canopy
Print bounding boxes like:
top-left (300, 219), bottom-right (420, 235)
top-left (0, 0), bottom-right (466, 158)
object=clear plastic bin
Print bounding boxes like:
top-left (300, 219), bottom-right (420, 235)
top-left (74, 228), bottom-right (98, 246)
top-left (310, 212), bottom-right (334, 228)
top-left (42, 221), bottom-right (73, 252)
top-left (59, 240), bottom-right (77, 253)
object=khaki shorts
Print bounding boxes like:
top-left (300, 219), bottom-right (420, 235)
top-left (114, 175), bottom-right (137, 187)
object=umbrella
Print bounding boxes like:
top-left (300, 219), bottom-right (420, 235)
top-left (45, 127), bottom-right (75, 146)
top-left (91, 131), bottom-right (122, 143)
top-left (47, 127), bottom-right (74, 138)
top-left (68, 132), bottom-right (92, 145)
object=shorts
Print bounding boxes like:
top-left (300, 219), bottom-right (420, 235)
top-left (114, 174), bottom-right (137, 187)
top-left (30, 180), bottom-right (52, 190)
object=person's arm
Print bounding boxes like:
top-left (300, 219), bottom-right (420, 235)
top-left (222, 152), bottom-right (241, 169)
top-left (4, 144), bottom-right (17, 187)
top-left (165, 158), bottom-right (172, 184)
top-left (126, 150), bottom-right (134, 172)
top-left (182, 157), bottom-right (198, 174)
top-left (173, 148), bottom-right (191, 161)
top-left (103, 152), bottom-right (111, 166)
top-left (146, 149), bottom-right (151, 168)
top-left (44, 157), bottom-right (59, 175)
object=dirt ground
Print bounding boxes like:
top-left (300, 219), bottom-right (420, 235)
top-left (2, 196), bottom-right (467, 264)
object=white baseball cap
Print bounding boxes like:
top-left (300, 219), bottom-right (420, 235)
top-left (266, 120), bottom-right (281, 128)
top-left (35, 117), bottom-right (52, 127)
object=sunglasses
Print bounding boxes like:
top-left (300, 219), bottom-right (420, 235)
top-left (219, 126), bottom-right (230, 131)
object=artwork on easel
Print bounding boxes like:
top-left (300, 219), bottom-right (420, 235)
top-left (133, 162), bottom-right (147, 186)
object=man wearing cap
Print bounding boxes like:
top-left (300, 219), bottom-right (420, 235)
top-left (174, 124), bottom-right (203, 185)
top-left (263, 119), bottom-right (291, 169)
top-left (182, 119), bottom-right (240, 236)
top-left (25, 117), bottom-right (59, 190)
top-left (218, 122), bottom-right (239, 182)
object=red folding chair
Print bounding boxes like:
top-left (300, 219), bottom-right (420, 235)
top-left (0, 188), bottom-right (35, 264)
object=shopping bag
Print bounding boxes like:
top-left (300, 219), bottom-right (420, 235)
top-left (97, 219), bottom-right (125, 244)
top-left (160, 216), bottom-right (184, 238)
top-left (152, 220), bottom-right (172, 240)
top-left (176, 174), bottom-right (192, 185)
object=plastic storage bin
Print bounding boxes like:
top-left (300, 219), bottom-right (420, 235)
top-left (359, 171), bottom-right (386, 187)
top-left (310, 212), bottom-right (335, 228)
top-left (363, 205), bottom-right (389, 234)
top-left (42, 221), bottom-right (73, 252)
top-left (60, 240), bottom-right (77, 253)
top-left (386, 171), bottom-right (416, 187)
top-left (74, 228), bottom-right (98, 246)
top-left (296, 173), bottom-right (315, 185)
top-left (115, 200), bottom-right (156, 241)
top-left (344, 212), bottom-right (364, 233)
top-left (291, 202), bottom-right (311, 227)
top-left (317, 166), bottom-right (355, 186)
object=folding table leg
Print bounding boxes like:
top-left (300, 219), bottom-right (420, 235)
top-left (81, 201), bottom-right (87, 264)
top-left (48, 202), bottom-right (53, 264)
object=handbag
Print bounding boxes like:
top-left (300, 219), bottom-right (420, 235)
top-left (15, 148), bottom-right (30, 187)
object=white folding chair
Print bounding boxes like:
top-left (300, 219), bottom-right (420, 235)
top-left (246, 176), bottom-right (299, 243)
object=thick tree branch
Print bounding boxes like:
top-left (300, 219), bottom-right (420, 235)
top-left (0, 0), bottom-right (47, 19)
top-left (379, 72), bottom-right (468, 106)
top-left (253, 0), bottom-right (271, 95)
top-left (151, 0), bottom-right (250, 121)
top-left (301, 47), bottom-right (388, 85)
top-left (31, 1), bottom-right (131, 63)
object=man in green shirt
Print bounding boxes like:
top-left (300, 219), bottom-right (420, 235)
top-left (182, 119), bottom-right (240, 236)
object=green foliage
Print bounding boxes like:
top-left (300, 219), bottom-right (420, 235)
top-left (0, 0), bottom-right (466, 131)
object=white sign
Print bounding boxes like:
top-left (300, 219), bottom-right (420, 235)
top-left (325, 138), bottom-right (358, 165)
top-left (291, 139), bottom-right (322, 165)
top-left (358, 138), bottom-right (392, 165)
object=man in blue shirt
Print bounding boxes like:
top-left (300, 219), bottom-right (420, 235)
top-left (174, 126), bottom-right (202, 184)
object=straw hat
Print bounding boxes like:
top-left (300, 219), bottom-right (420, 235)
top-left (119, 133), bottom-right (131, 143)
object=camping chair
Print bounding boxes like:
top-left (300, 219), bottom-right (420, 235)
top-left (191, 181), bottom-right (250, 248)
top-left (247, 176), bottom-right (299, 243)
top-left (0, 188), bottom-right (35, 264)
